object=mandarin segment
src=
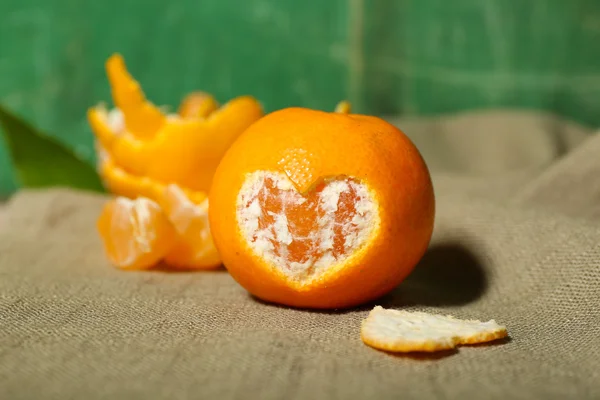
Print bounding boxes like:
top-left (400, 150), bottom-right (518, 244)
top-left (97, 197), bottom-right (177, 270)
top-left (209, 107), bottom-right (435, 309)
top-left (161, 185), bottom-right (221, 269)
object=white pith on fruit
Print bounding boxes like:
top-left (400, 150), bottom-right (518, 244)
top-left (236, 171), bottom-right (380, 280)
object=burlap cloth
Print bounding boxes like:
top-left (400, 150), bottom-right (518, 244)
top-left (1, 110), bottom-right (599, 399)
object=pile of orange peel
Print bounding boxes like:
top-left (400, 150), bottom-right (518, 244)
top-left (88, 53), bottom-right (350, 270)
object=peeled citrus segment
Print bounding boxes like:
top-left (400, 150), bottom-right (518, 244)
top-left (334, 100), bottom-right (352, 114)
top-left (161, 184), bottom-right (221, 269)
top-left (178, 92), bottom-right (220, 119)
top-left (236, 171), bottom-right (379, 281)
top-left (97, 197), bottom-right (176, 270)
top-left (361, 306), bottom-right (509, 353)
top-left (105, 54), bottom-right (165, 139)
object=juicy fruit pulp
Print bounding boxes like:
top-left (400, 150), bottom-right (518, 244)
top-left (162, 185), bottom-right (221, 269)
top-left (237, 171), bottom-right (379, 281)
top-left (97, 186), bottom-right (221, 271)
top-left (97, 197), bottom-right (176, 270)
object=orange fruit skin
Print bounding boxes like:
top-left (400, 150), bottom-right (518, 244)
top-left (209, 107), bottom-right (435, 309)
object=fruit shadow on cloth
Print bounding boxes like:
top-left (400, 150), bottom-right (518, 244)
top-left (379, 241), bottom-right (489, 308)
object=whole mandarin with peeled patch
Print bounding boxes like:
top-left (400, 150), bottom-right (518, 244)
top-left (209, 107), bottom-right (435, 309)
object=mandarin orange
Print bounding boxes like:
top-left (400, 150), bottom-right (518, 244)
top-left (209, 107), bottom-right (435, 309)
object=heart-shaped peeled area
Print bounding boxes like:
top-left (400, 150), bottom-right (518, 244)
top-left (236, 171), bottom-right (380, 280)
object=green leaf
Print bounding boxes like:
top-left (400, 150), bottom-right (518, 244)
top-left (0, 105), bottom-right (105, 193)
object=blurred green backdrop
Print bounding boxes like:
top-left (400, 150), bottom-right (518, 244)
top-left (2, 0), bottom-right (600, 195)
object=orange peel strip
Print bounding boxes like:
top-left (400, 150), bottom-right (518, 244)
top-left (361, 306), bottom-right (508, 353)
top-left (105, 53), bottom-right (165, 139)
top-left (87, 107), bottom-right (120, 150)
top-left (99, 95), bottom-right (263, 192)
top-left (178, 92), bottom-right (220, 119)
top-left (99, 156), bottom-right (207, 206)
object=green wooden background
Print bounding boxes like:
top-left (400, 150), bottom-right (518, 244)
top-left (2, 0), bottom-right (600, 195)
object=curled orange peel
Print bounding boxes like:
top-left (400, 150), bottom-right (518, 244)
top-left (89, 95), bottom-right (263, 194)
top-left (178, 91), bottom-right (220, 119)
top-left (105, 54), bottom-right (166, 139)
top-left (98, 155), bottom-right (208, 206)
top-left (88, 53), bottom-right (264, 270)
top-left (87, 53), bottom-right (264, 199)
